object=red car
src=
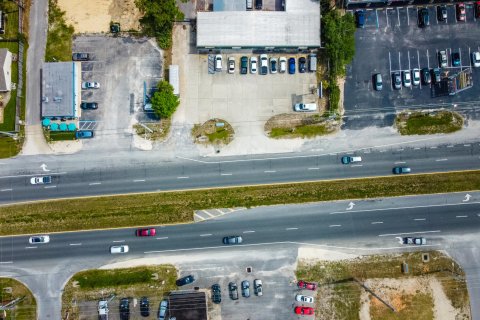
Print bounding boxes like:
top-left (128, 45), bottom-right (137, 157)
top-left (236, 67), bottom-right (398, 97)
top-left (456, 3), bottom-right (466, 21)
top-left (475, 1), bottom-right (480, 18)
top-left (297, 280), bottom-right (317, 291)
top-left (295, 306), bottom-right (314, 315)
top-left (136, 228), bottom-right (156, 236)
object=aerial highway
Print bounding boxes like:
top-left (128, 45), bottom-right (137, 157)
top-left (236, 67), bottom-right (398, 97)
top-left (0, 141), bottom-right (479, 204)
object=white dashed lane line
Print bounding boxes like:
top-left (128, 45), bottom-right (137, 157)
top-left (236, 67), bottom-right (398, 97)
top-left (156, 237), bottom-right (169, 240)
top-left (220, 173), bottom-right (232, 176)
top-left (25, 247), bottom-right (37, 249)
top-left (308, 167), bottom-right (320, 170)
top-left (286, 227), bottom-right (298, 231)
top-left (435, 158), bottom-right (448, 162)
top-left (133, 179), bottom-right (145, 182)
top-left (243, 231), bottom-right (255, 234)
top-left (0, 188), bottom-right (12, 192)
top-left (112, 240), bottom-right (125, 243)
top-left (329, 224), bottom-right (342, 228)
top-left (200, 234), bottom-right (212, 237)
top-left (394, 161), bottom-right (406, 164)
top-left (69, 243), bottom-right (82, 246)
top-left (414, 218), bottom-right (426, 221)
top-left (44, 186), bottom-right (57, 189)
top-left (89, 182), bottom-right (101, 186)
top-left (177, 176), bottom-right (189, 179)
top-left (264, 170), bottom-right (276, 173)
top-left (456, 215), bottom-right (468, 218)
top-left (371, 221), bottom-right (383, 224)
top-left (464, 144), bottom-right (471, 147)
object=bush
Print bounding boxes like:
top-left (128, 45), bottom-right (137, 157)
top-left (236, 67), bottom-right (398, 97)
top-left (45, 0), bottom-right (74, 62)
top-left (328, 81), bottom-right (340, 114)
top-left (151, 80), bottom-right (180, 118)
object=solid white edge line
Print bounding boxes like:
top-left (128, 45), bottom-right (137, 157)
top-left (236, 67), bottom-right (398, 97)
top-left (329, 201), bottom-right (480, 215)
top-left (0, 172), bottom-right (68, 179)
top-left (378, 230), bottom-right (440, 237)
top-left (112, 240), bottom-right (125, 243)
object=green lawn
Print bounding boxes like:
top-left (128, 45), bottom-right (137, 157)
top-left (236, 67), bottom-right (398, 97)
top-left (0, 278), bottom-right (37, 320)
top-left (0, 136), bottom-right (20, 158)
top-left (1, 1), bottom-right (20, 40)
top-left (48, 131), bottom-right (76, 141)
top-left (270, 124), bottom-right (331, 138)
top-left (396, 111), bottom-right (463, 135)
top-left (45, 0), bottom-right (74, 62)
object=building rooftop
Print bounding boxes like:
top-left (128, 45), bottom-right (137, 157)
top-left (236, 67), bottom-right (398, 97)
top-left (0, 48), bottom-right (11, 92)
top-left (213, 0), bottom-right (246, 11)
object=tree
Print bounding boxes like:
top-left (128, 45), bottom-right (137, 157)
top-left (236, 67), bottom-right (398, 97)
top-left (135, 0), bottom-right (184, 49)
top-left (151, 80), bottom-right (180, 118)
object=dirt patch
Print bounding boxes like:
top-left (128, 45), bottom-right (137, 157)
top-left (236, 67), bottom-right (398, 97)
top-left (192, 118), bottom-right (235, 145)
top-left (57, 0), bottom-right (141, 33)
top-left (264, 113), bottom-right (340, 139)
top-left (134, 119), bottom-right (171, 142)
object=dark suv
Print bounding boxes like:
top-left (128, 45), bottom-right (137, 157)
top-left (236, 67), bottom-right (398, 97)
top-left (176, 275), bottom-right (195, 286)
top-left (140, 297), bottom-right (149, 317)
top-left (72, 53), bottom-right (90, 61)
top-left (119, 298), bottom-right (129, 320)
top-left (240, 56), bottom-right (248, 74)
top-left (418, 8), bottom-right (429, 27)
top-left (80, 102), bottom-right (98, 110)
top-left (298, 57), bottom-right (306, 73)
top-left (212, 284), bottom-right (221, 304)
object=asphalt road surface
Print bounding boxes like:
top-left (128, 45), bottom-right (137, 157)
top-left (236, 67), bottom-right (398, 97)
top-left (1, 192), bottom-right (480, 319)
top-left (0, 142), bottom-right (479, 205)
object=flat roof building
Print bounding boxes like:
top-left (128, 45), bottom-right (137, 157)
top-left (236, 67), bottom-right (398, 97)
top-left (0, 48), bottom-right (12, 92)
top-left (197, 0), bottom-right (321, 50)
top-left (41, 62), bottom-right (81, 119)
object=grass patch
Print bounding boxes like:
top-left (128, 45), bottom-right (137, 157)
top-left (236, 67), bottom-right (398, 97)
top-left (192, 118), bottom-right (234, 145)
top-left (1, 170), bottom-right (480, 235)
top-left (46, 131), bottom-right (76, 141)
top-left (134, 119), bottom-right (171, 141)
top-left (0, 136), bottom-right (21, 158)
top-left (45, 0), bottom-right (74, 62)
top-left (1, 1), bottom-right (20, 40)
top-left (0, 277), bottom-right (37, 320)
top-left (270, 124), bottom-right (331, 138)
top-left (396, 110), bottom-right (463, 135)
top-left (265, 113), bottom-right (338, 139)
top-left (371, 293), bottom-right (434, 320)
top-left (62, 265), bottom-right (177, 319)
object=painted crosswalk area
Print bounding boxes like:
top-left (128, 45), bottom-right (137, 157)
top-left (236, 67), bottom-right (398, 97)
top-left (194, 207), bottom-right (246, 222)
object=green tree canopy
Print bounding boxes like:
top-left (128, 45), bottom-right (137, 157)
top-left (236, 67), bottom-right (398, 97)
top-left (151, 80), bottom-right (180, 118)
top-left (136, 0), bottom-right (184, 49)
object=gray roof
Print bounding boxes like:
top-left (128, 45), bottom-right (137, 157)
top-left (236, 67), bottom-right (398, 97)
top-left (41, 62), bottom-right (80, 118)
top-left (214, 0), bottom-right (246, 11)
top-left (0, 49), bottom-right (10, 91)
top-left (197, 0), bottom-right (320, 48)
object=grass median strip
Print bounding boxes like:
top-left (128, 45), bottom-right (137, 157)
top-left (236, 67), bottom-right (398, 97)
top-left (1, 170), bottom-right (480, 236)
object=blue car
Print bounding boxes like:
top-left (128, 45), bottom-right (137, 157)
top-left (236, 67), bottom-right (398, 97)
top-left (75, 130), bottom-right (94, 139)
top-left (452, 52), bottom-right (461, 67)
top-left (288, 57), bottom-right (295, 74)
top-left (355, 10), bottom-right (365, 28)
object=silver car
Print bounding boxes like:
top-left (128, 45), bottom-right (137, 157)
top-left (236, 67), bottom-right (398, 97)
top-left (110, 245), bottom-right (129, 254)
top-left (29, 235), bottom-right (50, 244)
top-left (241, 280), bottom-right (250, 298)
top-left (158, 299), bottom-right (168, 320)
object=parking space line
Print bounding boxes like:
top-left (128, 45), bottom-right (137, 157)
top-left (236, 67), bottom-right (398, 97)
top-left (386, 9), bottom-right (388, 26)
top-left (376, 9), bottom-right (379, 28)
top-left (406, 7), bottom-right (410, 25)
top-left (388, 51), bottom-right (392, 74)
top-left (397, 8), bottom-right (400, 27)
top-left (459, 48), bottom-right (462, 68)
top-left (426, 49), bottom-right (430, 69)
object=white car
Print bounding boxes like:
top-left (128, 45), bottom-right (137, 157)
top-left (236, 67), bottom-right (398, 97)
top-left (472, 51), bottom-right (480, 68)
top-left (215, 54), bottom-right (222, 71)
top-left (82, 81), bottom-right (100, 89)
top-left (279, 57), bottom-right (287, 73)
top-left (438, 50), bottom-right (447, 68)
top-left (402, 71), bottom-right (411, 87)
top-left (254, 279), bottom-right (263, 296)
top-left (110, 245), bottom-right (129, 254)
top-left (228, 57), bottom-right (235, 73)
top-left (30, 176), bottom-right (52, 185)
top-left (250, 56), bottom-right (258, 74)
top-left (29, 235), bottom-right (50, 244)
top-left (295, 294), bottom-right (314, 303)
top-left (158, 299), bottom-right (168, 320)
top-left (412, 68), bottom-right (420, 86)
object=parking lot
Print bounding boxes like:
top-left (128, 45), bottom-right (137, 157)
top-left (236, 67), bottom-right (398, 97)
top-left (344, 3), bottom-right (480, 128)
top-left (73, 36), bottom-right (163, 150)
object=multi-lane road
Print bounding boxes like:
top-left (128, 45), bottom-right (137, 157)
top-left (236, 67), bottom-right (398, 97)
top-left (0, 141), bottom-right (479, 204)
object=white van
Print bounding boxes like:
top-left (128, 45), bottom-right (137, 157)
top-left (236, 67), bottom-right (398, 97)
top-left (246, 0), bottom-right (253, 10)
top-left (294, 103), bottom-right (317, 112)
top-left (215, 55), bottom-right (223, 71)
top-left (308, 54), bottom-right (317, 72)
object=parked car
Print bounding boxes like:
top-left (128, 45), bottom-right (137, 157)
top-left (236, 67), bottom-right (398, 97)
top-left (341, 156), bottom-right (362, 164)
top-left (72, 53), bottom-right (90, 61)
top-left (298, 57), bottom-right (306, 73)
top-left (75, 130), bottom-right (94, 139)
top-left (279, 57), bottom-right (287, 73)
top-left (294, 306), bottom-right (315, 315)
top-left (403, 237), bottom-right (426, 245)
top-left (229, 282), bottom-right (239, 300)
top-left (215, 54), bottom-right (222, 71)
top-left (212, 284), bottom-right (221, 304)
top-left (250, 56), bottom-right (258, 74)
top-left (228, 57), bottom-right (235, 74)
top-left (471, 51), bottom-right (480, 68)
top-left (294, 103), bottom-right (317, 112)
top-left (438, 50), bottom-right (447, 68)
top-left (82, 81), bottom-right (100, 89)
top-left (240, 56), bottom-right (248, 74)
top-left (392, 72), bottom-right (401, 90)
top-left (270, 57), bottom-right (278, 74)
top-left (140, 297), bottom-right (149, 317)
top-left (476, 1), bottom-right (480, 18)
top-left (223, 236), bottom-right (243, 245)
top-left (255, 0), bottom-right (262, 10)
top-left (421, 68), bottom-right (431, 85)
top-left (288, 57), bottom-right (295, 74)
top-left (241, 280), bottom-right (250, 298)
top-left (110, 245), bottom-right (129, 254)
top-left (432, 68), bottom-right (441, 84)
top-left (418, 8), bottom-right (429, 27)
top-left (437, 5), bottom-right (447, 21)
top-left (158, 299), bottom-right (168, 320)
top-left (456, 3), bottom-right (466, 21)
top-left (119, 298), bottom-right (129, 320)
top-left (452, 52), bottom-right (461, 67)
top-left (176, 275), bottom-right (195, 286)
top-left (80, 102), bottom-right (98, 110)
top-left (374, 73), bottom-right (383, 91)
top-left (402, 70), bottom-right (411, 87)
top-left (355, 10), bottom-right (365, 28)
top-left (393, 167), bottom-right (411, 174)
top-left (260, 54), bottom-right (268, 75)
top-left (136, 228), bottom-right (156, 237)
top-left (254, 279), bottom-right (263, 296)
top-left (412, 68), bottom-right (420, 86)
top-left (29, 235), bottom-right (50, 244)
top-left (297, 280), bottom-right (317, 291)
top-left (30, 176), bottom-right (52, 185)
top-left (295, 294), bottom-right (314, 303)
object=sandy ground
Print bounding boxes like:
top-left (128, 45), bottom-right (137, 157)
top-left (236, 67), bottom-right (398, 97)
top-left (48, 140), bottom-right (83, 154)
top-left (57, 0), bottom-right (141, 33)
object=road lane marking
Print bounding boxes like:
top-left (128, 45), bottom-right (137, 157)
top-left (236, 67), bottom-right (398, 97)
top-left (414, 147), bottom-right (421, 150)
top-left (89, 182), bottom-right (101, 186)
top-left (25, 246), bottom-right (37, 249)
top-left (0, 261), bottom-right (13, 264)
top-left (202, 210), bottom-right (215, 218)
top-left (177, 176), bottom-right (189, 179)
top-left (379, 230), bottom-right (440, 237)
top-left (414, 218), bottom-right (426, 221)
top-left (0, 189), bottom-right (12, 192)
top-left (371, 221), bottom-right (383, 224)
top-left (308, 167), bottom-right (320, 170)
top-left (112, 240), bottom-right (125, 243)
top-left (394, 161), bottom-right (406, 164)
top-left (200, 234), bottom-right (212, 237)
top-left (329, 201), bottom-right (480, 215)
top-left (464, 144), bottom-right (471, 147)
top-left (351, 164), bottom-right (363, 167)
top-left (329, 224), bottom-right (341, 227)
top-left (436, 159), bottom-right (448, 162)
top-left (194, 213), bottom-right (205, 221)
top-left (133, 179), bottom-right (145, 182)
top-left (220, 173), bottom-right (232, 176)
top-left (0, 172), bottom-right (68, 179)
top-left (156, 237), bottom-right (169, 240)
top-left (215, 209), bottom-right (226, 215)
top-left (447, 145), bottom-right (454, 148)
top-left (430, 146), bottom-right (437, 149)
top-left (286, 227), bottom-right (298, 230)
top-left (264, 170), bottom-right (276, 173)
top-left (69, 243), bottom-right (82, 246)
top-left (243, 230), bottom-right (255, 233)
top-left (456, 215), bottom-right (468, 218)
top-left (44, 186), bottom-right (56, 189)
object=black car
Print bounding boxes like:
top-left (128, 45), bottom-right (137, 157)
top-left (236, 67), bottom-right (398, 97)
top-left (418, 8), bottom-right (429, 27)
top-left (140, 297), bottom-right (149, 317)
top-left (392, 72), bottom-right (401, 90)
top-left (431, 68), bottom-right (441, 84)
top-left (119, 298), bottom-right (129, 320)
top-left (437, 5), bottom-right (447, 21)
top-left (72, 53), bottom-right (90, 61)
top-left (80, 102), bottom-right (98, 110)
top-left (176, 275), bottom-right (195, 286)
top-left (240, 56), bottom-right (248, 74)
top-left (223, 236), bottom-right (243, 245)
top-left (212, 284), bottom-right (221, 304)
top-left (229, 282), bottom-right (239, 300)
top-left (452, 52), bottom-right (461, 67)
top-left (421, 68), bottom-right (431, 85)
top-left (298, 57), bottom-right (306, 73)
top-left (255, 0), bottom-right (262, 9)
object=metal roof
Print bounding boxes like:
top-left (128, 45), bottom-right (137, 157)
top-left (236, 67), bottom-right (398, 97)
top-left (213, 0), bottom-right (246, 11)
top-left (0, 49), bottom-right (11, 92)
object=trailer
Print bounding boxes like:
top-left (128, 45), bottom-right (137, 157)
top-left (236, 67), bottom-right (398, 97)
top-left (169, 65), bottom-right (180, 96)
